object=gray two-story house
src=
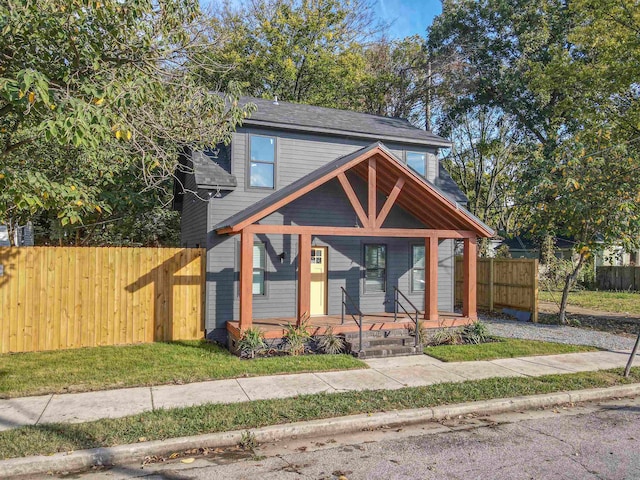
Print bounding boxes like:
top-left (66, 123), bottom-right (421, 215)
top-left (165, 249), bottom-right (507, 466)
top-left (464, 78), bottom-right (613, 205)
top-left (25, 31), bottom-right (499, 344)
top-left (175, 98), bottom-right (493, 353)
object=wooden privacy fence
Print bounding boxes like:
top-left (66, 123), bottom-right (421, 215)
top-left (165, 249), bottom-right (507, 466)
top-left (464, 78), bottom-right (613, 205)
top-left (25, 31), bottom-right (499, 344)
top-left (455, 257), bottom-right (539, 322)
top-left (0, 247), bottom-right (206, 354)
top-left (596, 266), bottom-right (640, 291)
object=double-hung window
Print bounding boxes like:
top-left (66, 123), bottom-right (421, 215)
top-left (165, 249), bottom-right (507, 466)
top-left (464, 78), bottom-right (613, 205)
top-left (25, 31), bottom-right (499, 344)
top-left (406, 151), bottom-right (427, 177)
top-left (249, 135), bottom-right (276, 188)
top-left (411, 245), bottom-right (425, 292)
top-left (364, 244), bottom-right (386, 293)
top-left (252, 243), bottom-right (266, 295)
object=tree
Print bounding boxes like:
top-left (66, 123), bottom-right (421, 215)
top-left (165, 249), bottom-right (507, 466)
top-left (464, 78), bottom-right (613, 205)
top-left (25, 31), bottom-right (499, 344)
top-left (202, 0), bottom-right (378, 107)
top-left (440, 106), bottom-right (521, 235)
top-left (428, 0), bottom-right (640, 322)
top-left (0, 0), bottom-right (252, 241)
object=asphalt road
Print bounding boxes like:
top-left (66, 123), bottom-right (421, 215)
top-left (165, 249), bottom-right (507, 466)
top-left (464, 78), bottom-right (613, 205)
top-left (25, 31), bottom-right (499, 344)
top-left (73, 397), bottom-right (640, 480)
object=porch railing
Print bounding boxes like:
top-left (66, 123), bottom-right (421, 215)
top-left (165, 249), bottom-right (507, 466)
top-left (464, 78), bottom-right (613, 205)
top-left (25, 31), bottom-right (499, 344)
top-left (341, 287), bottom-right (364, 354)
top-left (393, 287), bottom-right (419, 347)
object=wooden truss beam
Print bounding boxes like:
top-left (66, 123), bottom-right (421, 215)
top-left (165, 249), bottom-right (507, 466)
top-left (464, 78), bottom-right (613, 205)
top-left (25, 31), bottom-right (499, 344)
top-left (243, 224), bottom-right (476, 239)
top-left (375, 177), bottom-right (405, 228)
top-left (337, 172), bottom-right (369, 228)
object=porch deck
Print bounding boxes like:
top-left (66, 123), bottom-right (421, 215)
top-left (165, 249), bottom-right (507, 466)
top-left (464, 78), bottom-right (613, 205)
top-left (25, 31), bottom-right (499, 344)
top-left (226, 312), bottom-right (474, 340)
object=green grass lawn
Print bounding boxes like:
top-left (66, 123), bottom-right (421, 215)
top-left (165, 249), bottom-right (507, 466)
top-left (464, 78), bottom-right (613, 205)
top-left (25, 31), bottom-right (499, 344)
top-left (424, 338), bottom-right (597, 362)
top-left (0, 341), bottom-right (365, 398)
top-left (0, 368), bottom-right (638, 460)
top-left (539, 290), bottom-right (640, 315)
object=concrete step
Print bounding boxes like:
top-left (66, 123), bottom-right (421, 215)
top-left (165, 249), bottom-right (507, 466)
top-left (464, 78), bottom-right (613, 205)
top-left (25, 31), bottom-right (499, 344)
top-left (343, 329), bottom-right (412, 341)
top-left (352, 345), bottom-right (423, 359)
top-left (365, 336), bottom-right (416, 347)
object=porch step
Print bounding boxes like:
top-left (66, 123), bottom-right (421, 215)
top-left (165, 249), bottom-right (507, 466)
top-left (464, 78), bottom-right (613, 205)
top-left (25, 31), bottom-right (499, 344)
top-left (344, 330), bottom-right (423, 358)
top-left (353, 345), bottom-right (423, 359)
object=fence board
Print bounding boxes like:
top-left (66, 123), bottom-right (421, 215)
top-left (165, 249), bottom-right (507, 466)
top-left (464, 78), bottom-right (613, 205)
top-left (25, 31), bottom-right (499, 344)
top-left (596, 266), bottom-right (640, 291)
top-left (0, 247), bottom-right (205, 353)
top-left (455, 257), bottom-right (539, 320)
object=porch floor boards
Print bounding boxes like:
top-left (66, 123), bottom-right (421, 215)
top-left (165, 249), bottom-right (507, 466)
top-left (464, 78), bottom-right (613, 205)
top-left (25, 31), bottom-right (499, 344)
top-left (226, 312), bottom-right (474, 340)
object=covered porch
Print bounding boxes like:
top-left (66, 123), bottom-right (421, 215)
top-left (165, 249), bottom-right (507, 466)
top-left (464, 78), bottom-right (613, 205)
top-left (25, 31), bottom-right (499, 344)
top-left (216, 143), bottom-right (494, 345)
top-left (227, 311), bottom-right (474, 340)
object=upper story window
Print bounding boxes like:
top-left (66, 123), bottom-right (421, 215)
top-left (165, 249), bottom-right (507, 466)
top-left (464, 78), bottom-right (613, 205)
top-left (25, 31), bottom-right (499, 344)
top-left (406, 151), bottom-right (427, 177)
top-left (249, 135), bottom-right (276, 188)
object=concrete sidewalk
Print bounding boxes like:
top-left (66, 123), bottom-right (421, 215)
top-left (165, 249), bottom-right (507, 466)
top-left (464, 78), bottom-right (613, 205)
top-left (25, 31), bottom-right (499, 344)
top-left (0, 350), bottom-right (632, 432)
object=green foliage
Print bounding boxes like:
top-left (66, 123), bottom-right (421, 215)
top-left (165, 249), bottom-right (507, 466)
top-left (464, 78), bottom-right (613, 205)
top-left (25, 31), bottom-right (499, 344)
top-left (282, 320), bottom-right (311, 356)
top-left (315, 327), bottom-right (346, 355)
top-left (0, 0), bottom-right (253, 241)
top-left (239, 430), bottom-right (258, 450)
top-left (427, 321), bottom-right (491, 346)
top-left (237, 328), bottom-right (266, 359)
top-left (408, 320), bottom-right (428, 345)
top-left (460, 321), bottom-right (490, 345)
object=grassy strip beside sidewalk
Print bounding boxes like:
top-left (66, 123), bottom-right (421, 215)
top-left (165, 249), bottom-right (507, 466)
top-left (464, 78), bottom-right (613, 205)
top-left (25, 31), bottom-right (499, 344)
top-left (0, 341), bottom-right (365, 398)
top-left (1, 368), bottom-right (639, 460)
top-left (425, 338), bottom-right (597, 362)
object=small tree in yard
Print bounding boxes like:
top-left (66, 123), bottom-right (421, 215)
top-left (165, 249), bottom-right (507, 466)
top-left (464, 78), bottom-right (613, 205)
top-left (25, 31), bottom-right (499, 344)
top-left (520, 131), bottom-right (640, 323)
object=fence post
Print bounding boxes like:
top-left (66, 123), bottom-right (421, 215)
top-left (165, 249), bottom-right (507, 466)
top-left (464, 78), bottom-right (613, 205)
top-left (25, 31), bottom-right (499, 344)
top-left (488, 258), bottom-right (495, 312)
top-left (531, 259), bottom-right (539, 323)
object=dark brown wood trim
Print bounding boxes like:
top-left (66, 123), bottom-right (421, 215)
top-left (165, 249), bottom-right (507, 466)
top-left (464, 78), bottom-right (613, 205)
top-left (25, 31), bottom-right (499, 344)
top-left (337, 172), bottom-right (369, 228)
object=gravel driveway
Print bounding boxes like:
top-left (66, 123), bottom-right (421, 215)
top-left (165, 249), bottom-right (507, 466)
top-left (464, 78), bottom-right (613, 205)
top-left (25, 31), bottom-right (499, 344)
top-left (481, 315), bottom-right (637, 352)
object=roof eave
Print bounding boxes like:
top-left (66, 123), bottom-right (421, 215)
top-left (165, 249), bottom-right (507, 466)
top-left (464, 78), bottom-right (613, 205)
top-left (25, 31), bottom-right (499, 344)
top-left (242, 119), bottom-right (452, 148)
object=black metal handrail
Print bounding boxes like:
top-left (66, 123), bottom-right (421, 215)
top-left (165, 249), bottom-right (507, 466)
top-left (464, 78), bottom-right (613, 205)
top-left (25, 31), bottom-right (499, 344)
top-left (341, 287), bottom-right (364, 354)
top-left (393, 287), bottom-right (420, 347)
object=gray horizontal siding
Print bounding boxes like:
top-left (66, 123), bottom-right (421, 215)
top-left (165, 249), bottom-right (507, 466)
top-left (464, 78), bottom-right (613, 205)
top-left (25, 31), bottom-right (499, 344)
top-left (203, 128), bottom-right (450, 339)
top-left (179, 171), bottom-right (208, 248)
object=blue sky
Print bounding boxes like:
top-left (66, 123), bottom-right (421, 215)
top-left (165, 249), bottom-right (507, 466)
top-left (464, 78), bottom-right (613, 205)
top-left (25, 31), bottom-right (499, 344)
top-left (375, 0), bottom-right (442, 39)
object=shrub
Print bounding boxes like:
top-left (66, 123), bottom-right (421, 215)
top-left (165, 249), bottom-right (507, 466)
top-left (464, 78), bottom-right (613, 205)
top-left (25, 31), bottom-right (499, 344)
top-left (427, 328), bottom-right (462, 346)
top-left (460, 321), bottom-right (490, 345)
top-left (237, 328), bottom-right (265, 359)
top-left (315, 327), bottom-right (346, 354)
top-left (282, 319), bottom-right (311, 356)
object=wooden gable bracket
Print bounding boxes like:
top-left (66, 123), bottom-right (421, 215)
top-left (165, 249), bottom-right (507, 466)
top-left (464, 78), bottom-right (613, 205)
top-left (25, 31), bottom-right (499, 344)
top-left (337, 172), bottom-right (369, 228)
top-left (375, 177), bottom-right (405, 228)
top-left (368, 157), bottom-right (377, 226)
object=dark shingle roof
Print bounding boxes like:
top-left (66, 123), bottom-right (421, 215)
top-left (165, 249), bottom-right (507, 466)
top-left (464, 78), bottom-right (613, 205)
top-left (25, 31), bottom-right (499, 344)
top-left (436, 163), bottom-right (468, 204)
top-left (192, 148), bottom-right (236, 189)
top-left (240, 97), bottom-right (451, 148)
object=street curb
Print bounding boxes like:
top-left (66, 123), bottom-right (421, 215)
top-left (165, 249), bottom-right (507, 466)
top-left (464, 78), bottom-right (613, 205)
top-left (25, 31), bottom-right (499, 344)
top-left (2, 383), bottom-right (640, 478)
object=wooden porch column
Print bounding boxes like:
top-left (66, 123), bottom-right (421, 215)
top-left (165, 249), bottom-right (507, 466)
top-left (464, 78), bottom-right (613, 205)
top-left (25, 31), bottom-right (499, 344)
top-left (463, 236), bottom-right (478, 321)
top-left (297, 234), bottom-right (311, 325)
top-left (424, 236), bottom-right (439, 321)
top-left (239, 230), bottom-right (254, 330)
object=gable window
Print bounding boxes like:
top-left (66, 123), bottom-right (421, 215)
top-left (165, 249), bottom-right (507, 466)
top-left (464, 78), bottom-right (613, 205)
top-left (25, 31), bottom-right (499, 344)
top-left (249, 135), bottom-right (276, 188)
top-left (253, 242), bottom-right (266, 295)
top-left (411, 245), bottom-right (425, 292)
top-left (406, 151), bottom-right (427, 177)
top-left (364, 244), bottom-right (386, 293)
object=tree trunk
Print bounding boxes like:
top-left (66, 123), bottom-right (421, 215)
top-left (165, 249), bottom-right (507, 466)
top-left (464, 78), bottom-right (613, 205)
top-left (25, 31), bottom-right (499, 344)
top-left (558, 252), bottom-right (586, 324)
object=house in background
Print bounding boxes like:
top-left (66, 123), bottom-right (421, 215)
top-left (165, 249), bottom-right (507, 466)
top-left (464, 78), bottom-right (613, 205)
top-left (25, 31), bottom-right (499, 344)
top-left (175, 98), bottom-right (493, 355)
